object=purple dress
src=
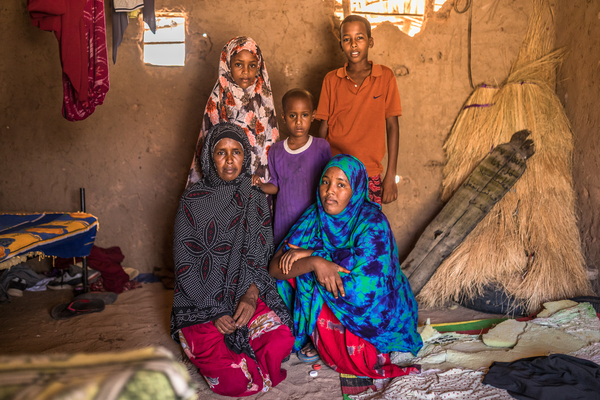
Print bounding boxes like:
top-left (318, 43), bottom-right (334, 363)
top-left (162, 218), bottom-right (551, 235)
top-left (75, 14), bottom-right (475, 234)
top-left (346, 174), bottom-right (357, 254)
top-left (268, 136), bottom-right (332, 247)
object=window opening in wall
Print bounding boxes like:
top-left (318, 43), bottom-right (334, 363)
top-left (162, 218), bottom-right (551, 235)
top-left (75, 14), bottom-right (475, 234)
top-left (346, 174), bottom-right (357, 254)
top-left (143, 15), bottom-right (185, 66)
top-left (334, 0), bottom-right (447, 37)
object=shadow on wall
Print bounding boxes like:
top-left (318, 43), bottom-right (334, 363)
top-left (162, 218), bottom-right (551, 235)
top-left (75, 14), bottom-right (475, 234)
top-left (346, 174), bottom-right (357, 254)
top-left (2, 0), bottom-right (532, 277)
top-left (147, 2), bottom-right (348, 272)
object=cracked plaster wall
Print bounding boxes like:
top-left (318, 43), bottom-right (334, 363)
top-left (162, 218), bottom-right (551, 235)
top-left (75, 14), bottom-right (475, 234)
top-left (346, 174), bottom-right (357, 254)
top-left (555, 0), bottom-right (600, 291)
top-left (1, 0), bottom-right (543, 273)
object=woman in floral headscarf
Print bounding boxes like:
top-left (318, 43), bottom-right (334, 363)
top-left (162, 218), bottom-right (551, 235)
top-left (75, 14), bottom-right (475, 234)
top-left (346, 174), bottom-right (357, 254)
top-left (186, 36), bottom-right (279, 187)
top-left (269, 154), bottom-right (422, 379)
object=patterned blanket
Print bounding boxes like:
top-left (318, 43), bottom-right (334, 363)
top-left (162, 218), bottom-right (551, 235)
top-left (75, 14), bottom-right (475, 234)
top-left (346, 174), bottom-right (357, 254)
top-left (0, 213), bottom-right (98, 269)
top-left (0, 347), bottom-right (196, 400)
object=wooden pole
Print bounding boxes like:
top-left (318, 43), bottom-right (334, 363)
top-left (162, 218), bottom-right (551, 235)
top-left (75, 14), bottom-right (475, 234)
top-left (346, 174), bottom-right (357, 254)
top-left (403, 130), bottom-right (535, 295)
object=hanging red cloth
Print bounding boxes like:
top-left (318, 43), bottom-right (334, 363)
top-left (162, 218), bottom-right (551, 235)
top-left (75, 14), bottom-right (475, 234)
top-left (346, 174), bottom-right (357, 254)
top-left (28, 0), bottom-right (109, 121)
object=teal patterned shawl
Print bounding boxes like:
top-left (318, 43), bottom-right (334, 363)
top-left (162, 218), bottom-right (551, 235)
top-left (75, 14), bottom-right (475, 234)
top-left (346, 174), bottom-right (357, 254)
top-left (277, 154), bottom-right (423, 355)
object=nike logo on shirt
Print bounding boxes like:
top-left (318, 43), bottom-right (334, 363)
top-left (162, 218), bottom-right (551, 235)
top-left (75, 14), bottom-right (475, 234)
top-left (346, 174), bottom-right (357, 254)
top-left (373, 95), bottom-right (382, 99)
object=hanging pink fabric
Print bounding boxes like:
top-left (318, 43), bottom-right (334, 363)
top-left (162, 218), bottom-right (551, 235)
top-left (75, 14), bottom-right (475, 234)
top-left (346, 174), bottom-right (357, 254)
top-left (28, 0), bottom-right (109, 121)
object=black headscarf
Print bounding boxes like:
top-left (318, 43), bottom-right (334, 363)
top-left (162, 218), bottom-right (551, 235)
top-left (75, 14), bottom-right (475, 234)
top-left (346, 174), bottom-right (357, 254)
top-left (171, 122), bottom-right (292, 359)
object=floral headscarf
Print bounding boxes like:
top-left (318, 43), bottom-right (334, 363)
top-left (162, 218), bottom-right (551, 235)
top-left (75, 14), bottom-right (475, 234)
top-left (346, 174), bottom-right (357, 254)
top-left (186, 36), bottom-right (279, 187)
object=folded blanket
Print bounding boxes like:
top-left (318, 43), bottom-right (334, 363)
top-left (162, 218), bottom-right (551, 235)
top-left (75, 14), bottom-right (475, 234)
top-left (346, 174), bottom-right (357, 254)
top-left (0, 347), bottom-right (197, 400)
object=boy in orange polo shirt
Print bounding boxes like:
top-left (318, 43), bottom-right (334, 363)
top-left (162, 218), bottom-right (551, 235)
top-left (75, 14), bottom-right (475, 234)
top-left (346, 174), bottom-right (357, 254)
top-left (316, 15), bottom-right (400, 205)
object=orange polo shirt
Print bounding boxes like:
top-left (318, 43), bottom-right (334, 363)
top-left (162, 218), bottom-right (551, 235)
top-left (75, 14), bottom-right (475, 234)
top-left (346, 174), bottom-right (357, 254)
top-left (316, 63), bottom-right (402, 177)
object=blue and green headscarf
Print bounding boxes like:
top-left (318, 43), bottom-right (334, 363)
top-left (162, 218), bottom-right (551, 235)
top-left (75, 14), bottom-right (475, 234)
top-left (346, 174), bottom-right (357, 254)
top-left (277, 154), bottom-right (423, 355)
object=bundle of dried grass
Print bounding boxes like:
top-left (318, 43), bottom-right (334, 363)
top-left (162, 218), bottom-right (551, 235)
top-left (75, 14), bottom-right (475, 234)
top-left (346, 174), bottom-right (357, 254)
top-left (441, 84), bottom-right (498, 201)
top-left (418, 0), bottom-right (593, 313)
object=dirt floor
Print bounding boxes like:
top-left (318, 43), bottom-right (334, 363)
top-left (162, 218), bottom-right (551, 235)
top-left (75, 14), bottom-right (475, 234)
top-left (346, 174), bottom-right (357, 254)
top-left (0, 282), bottom-right (503, 399)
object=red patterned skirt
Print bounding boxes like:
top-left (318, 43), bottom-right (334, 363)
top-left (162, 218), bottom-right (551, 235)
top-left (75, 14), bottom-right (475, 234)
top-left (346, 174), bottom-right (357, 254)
top-left (368, 174), bottom-right (382, 205)
top-left (180, 299), bottom-right (294, 397)
top-left (311, 303), bottom-right (420, 379)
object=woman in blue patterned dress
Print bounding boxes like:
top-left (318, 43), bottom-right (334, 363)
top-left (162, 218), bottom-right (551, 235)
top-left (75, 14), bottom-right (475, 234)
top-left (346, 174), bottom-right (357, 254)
top-left (269, 154), bottom-right (422, 378)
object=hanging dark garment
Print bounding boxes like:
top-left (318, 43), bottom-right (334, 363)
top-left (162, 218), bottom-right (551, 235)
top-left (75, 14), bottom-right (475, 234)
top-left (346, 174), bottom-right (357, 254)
top-left (142, 0), bottom-right (156, 33)
top-left (112, 0), bottom-right (156, 64)
top-left (112, 8), bottom-right (128, 65)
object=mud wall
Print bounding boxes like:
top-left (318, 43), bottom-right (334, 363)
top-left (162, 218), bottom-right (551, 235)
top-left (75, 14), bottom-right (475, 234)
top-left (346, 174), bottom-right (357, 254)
top-left (555, 1), bottom-right (600, 290)
top-left (1, 0), bottom-right (532, 272)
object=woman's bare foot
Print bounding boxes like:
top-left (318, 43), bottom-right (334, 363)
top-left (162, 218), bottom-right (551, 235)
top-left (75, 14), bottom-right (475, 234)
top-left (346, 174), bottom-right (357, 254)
top-left (300, 343), bottom-right (318, 358)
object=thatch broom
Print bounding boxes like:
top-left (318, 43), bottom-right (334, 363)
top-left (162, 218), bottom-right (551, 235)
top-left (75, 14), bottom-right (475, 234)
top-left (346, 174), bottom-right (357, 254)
top-left (418, 0), bottom-right (593, 314)
top-left (404, 130), bottom-right (535, 296)
top-left (441, 84), bottom-right (498, 202)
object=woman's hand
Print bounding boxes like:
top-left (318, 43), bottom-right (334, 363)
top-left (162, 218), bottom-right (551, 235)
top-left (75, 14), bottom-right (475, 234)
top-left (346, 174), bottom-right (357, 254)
top-left (269, 247), bottom-right (350, 281)
top-left (214, 315), bottom-right (237, 335)
top-left (233, 283), bottom-right (259, 328)
top-left (313, 258), bottom-right (350, 299)
top-left (279, 243), bottom-right (313, 274)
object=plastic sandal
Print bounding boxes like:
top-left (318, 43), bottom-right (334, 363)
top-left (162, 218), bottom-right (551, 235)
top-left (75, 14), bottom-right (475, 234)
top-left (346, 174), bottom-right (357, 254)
top-left (50, 299), bottom-right (105, 320)
top-left (297, 343), bottom-right (320, 363)
top-left (74, 292), bottom-right (118, 305)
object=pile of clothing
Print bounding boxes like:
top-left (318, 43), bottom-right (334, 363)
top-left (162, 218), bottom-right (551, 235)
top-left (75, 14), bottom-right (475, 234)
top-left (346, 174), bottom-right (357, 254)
top-left (53, 245), bottom-right (137, 294)
top-left (0, 245), bottom-right (138, 305)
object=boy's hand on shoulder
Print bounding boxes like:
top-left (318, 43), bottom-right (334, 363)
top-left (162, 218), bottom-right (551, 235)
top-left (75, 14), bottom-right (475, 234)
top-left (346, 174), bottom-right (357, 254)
top-left (251, 174), bottom-right (262, 186)
top-left (381, 174), bottom-right (398, 204)
top-left (255, 181), bottom-right (279, 195)
top-left (318, 120), bottom-right (329, 139)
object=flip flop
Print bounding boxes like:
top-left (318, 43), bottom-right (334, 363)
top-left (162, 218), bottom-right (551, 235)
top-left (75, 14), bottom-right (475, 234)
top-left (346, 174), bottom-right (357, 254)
top-left (74, 291), bottom-right (118, 305)
top-left (297, 343), bottom-right (320, 363)
top-left (51, 299), bottom-right (105, 320)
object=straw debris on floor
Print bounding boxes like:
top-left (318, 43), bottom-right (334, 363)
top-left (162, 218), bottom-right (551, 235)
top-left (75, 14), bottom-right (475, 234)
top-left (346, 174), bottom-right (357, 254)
top-left (418, 0), bottom-right (593, 314)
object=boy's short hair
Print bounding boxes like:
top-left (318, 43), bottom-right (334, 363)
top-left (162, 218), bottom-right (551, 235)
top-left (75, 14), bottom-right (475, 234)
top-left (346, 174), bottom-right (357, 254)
top-left (282, 88), bottom-right (315, 112)
top-left (340, 15), bottom-right (372, 38)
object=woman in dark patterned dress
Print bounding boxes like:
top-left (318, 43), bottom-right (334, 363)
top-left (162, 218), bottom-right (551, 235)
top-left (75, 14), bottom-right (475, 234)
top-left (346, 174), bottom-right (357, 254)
top-left (171, 122), bottom-right (293, 396)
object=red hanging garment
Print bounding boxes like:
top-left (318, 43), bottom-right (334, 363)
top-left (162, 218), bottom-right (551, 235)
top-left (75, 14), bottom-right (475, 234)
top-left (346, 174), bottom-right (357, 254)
top-left (28, 0), bottom-right (109, 121)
